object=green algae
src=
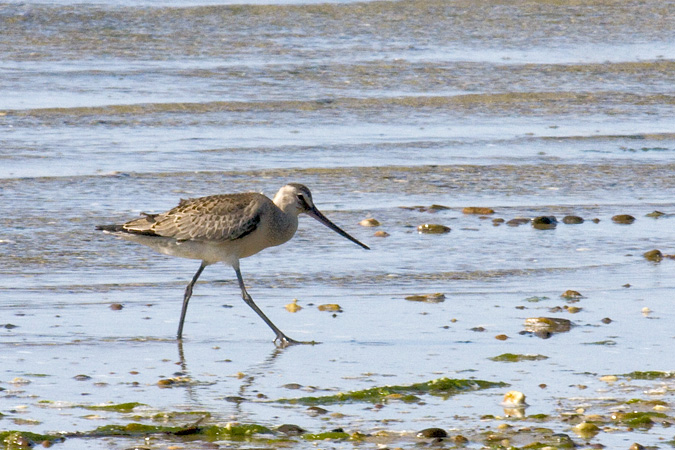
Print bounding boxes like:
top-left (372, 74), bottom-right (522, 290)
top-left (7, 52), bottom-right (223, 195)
top-left (85, 422), bottom-right (272, 439)
top-left (85, 402), bottom-right (146, 412)
top-left (623, 371), bottom-right (675, 380)
top-left (489, 353), bottom-right (548, 362)
top-left (0, 431), bottom-right (62, 448)
top-left (302, 431), bottom-right (350, 440)
top-left (277, 377), bottom-right (507, 405)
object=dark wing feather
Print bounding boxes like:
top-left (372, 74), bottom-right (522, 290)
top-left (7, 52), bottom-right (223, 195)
top-left (121, 193), bottom-right (266, 242)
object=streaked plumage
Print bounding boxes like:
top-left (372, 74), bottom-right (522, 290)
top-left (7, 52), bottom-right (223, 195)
top-left (97, 183), bottom-right (369, 347)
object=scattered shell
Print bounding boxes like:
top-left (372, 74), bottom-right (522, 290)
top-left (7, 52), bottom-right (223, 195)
top-left (643, 249), bottom-right (663, 262)
top-left (612, 214), bottom-right (635, 224)
top-left (285, 299), bottom-right (302, 313)
top-left (507, 217), bottom-right (530, 227)
top-left (523, 317), bottom-right (572, 334)
top-left (562, 215), bottom-right (584, 224)
top-left (404, 293), bottom-right (445, 303)
top-left (462, 207), bottom-right (495, 215)
top-left (359, 218), bottom-right (380, 227)
top-left (532, 216), bottom-right (557, 230)
top-left (373, 230), bottom-right (390, 237)
top-left (417, 427), bottom-right (448, 438)
top-left (318, 304), bottom-right (342, 312)
top-left (417, 224), bottom-right (451, 234)
top-left (502, 390), bottom-right (527, 406)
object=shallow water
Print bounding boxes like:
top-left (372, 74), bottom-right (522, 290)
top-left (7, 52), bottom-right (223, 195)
top-left (1, 0), bottom-right (675, 448)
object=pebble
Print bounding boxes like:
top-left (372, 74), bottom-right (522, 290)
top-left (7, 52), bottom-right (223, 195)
top-left (532, 216), bottom-right (557, 230)
top-left (495, 334), bottom-right (508, 341)
top-left (404, 293), bottom-right (445, 303)
top-left (417, 224), bottom-right (451, 234)
top-left (506, 217), bottom-right (530, 227)
top-left (502, 390), bottom-right (527, 406)
top-left (109, 303), bottom-right (123, 310)
top-left (307, 406), bottom-right (328, 416)
top-left (373, 230), bottom-right (389, 237)
top-left (462, 207), bottom-right (495, 215)
top-left (285, 299), bottom-right (302, 313)
top-left (359, 218), bottom-right (381, 227)
top-left (561, 290), bottom-right (582, 299)
top-left (417, 427), bottom-right (448, 438)
top-left (643, 249), bottom-right (663, 262)
top-left (277, 424), bottom-right (306, 436)
top-left (612, 214), bottom-right (635, 224)
top-left (562, 215), bottom-right (584, 224)
top-left (318, 304), bottom-right (342, 312)
top-left (523, 317), bottom-right (572, 334)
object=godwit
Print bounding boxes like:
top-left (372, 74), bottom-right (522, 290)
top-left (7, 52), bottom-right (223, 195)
top-left (96, 183), bottom-right (369, 347)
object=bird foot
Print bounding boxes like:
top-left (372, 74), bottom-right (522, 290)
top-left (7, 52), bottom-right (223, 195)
top-left (274, 335), bottom-right (319, 348)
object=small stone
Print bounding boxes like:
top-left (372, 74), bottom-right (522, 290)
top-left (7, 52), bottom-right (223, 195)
top-left (612, 214), bottom-right (635, 224)
top-left (601, 317), bottom-right (612, 324)
top-left (562, 215), bottom-right (584, 224)
top-left (599, 375), bottom-right (618, 383)
top-left (507, 217), bottom-right (530, 227)
top-left (277, 424), bottom-right (306, 436)
top-left (359, 218), bottom-right (380, 227)
top-left (502, 390), bottom-right (527, 406)
top-left (73, 375), bottom-right (91, 381)
top-left (318, 304), bottom-right (342, 312)
top-left (417, 427), bottom-right (448, 438)
top-left (495, 334), bottom-right (508, 341)
top-left (417, 224), bottom-right (451, 234)
top-left (307, 406), bottom-right (328, 416)
top-left (404, 293), bottom-right (445, 303)
top-left (643, 249), bottom-right (663, 262)
top-left (451, 435), bottom-right (469, 444)
top-left (523, 317), bottom-right (572, 334)
top-left (630, 443), bottom-right (646, 450)
top-left (110, 303), bottom-right (123, 310)
top-left (646, 210), bottom-right (665, 218)
top-left (373, 230), bottom-right (389, 237)
top-left (532, 216), bottom-right (557, 230)
top-left (561, 290), bottom-right (582, 299)
top-left (463, 206), bottom-right (495, 215)
top-left (285, 299), bottom-right (302, 313)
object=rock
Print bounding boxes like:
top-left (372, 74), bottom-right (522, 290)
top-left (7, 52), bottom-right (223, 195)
top-left (573, 422), bottom-right (600, 439)
top-left (359, 218), bottom-right (380, 227)
top-left (277, 424), bottom-right (306, 436)
top-left (285, 299), bottom-right (302, 313)
top-left (532, 216), bottom-right (557, 230)
top-left (523, 317), bottom-right (572, 334)
top-left (306, 406), bottom-right (328, 416)
top-left (646, 210), bottom-right (665, 218)
top-left (463, 207), bottom-right (495, 215)
top-left (373, 230), bottom-right (389, 237)
top-left (495, 334), bottom-right (508, 341)
top-left (417, 224), bottom-right (451, 234)
top-left (612, 214), bottom-right (635, 224)
top-left (561, 290), bottom-right (583, 299)
top-left (643, 249), bottom-right (663, 262)
top-left (502, 390), bottom-right (527, 406)
top-left (630, 443), bottom-right (646, 450)
top-left (417, 427), bottom-right (448, 438)
top-left (404, 293), bottom-right (445, 303)
top-left (506, 217), bottom-right (530, 227)
top-left (110, 303), bottom-right (124, 310)
top-left (562, 215), bottom-right (584, 224)
top-left (318, 304), bottom-right (342, 312)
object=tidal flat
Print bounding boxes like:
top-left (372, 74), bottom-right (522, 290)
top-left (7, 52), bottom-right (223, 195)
top-left (1, 0), bottom-right (675, 448)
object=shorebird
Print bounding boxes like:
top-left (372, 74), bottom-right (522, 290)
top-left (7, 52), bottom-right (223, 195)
top-left (97, 183), bottom-right (369, 347)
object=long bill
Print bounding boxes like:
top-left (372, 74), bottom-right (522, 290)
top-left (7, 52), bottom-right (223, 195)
top-left (306, 207), bottom-right (370, 250)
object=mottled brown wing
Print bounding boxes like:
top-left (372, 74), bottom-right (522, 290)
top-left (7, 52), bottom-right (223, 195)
top-left (122, 193), bottom-right (265, 242)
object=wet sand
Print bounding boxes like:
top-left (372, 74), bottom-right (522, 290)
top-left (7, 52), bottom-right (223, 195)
top-left (1, 0), bottom-right (675, 448)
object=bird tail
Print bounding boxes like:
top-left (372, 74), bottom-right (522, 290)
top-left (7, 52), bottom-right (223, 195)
top-left (96, 224), bottom-right (125, 233)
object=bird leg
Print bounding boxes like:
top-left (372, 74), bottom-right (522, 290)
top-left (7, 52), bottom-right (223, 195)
top-left (177, 261), bottom-right (207, 340)
top-left (234, 266), bottom-right (308, 348)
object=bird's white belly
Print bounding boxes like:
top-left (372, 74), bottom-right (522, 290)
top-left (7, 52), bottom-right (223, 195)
top-left (112, 233), bottom-right (241, 266)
